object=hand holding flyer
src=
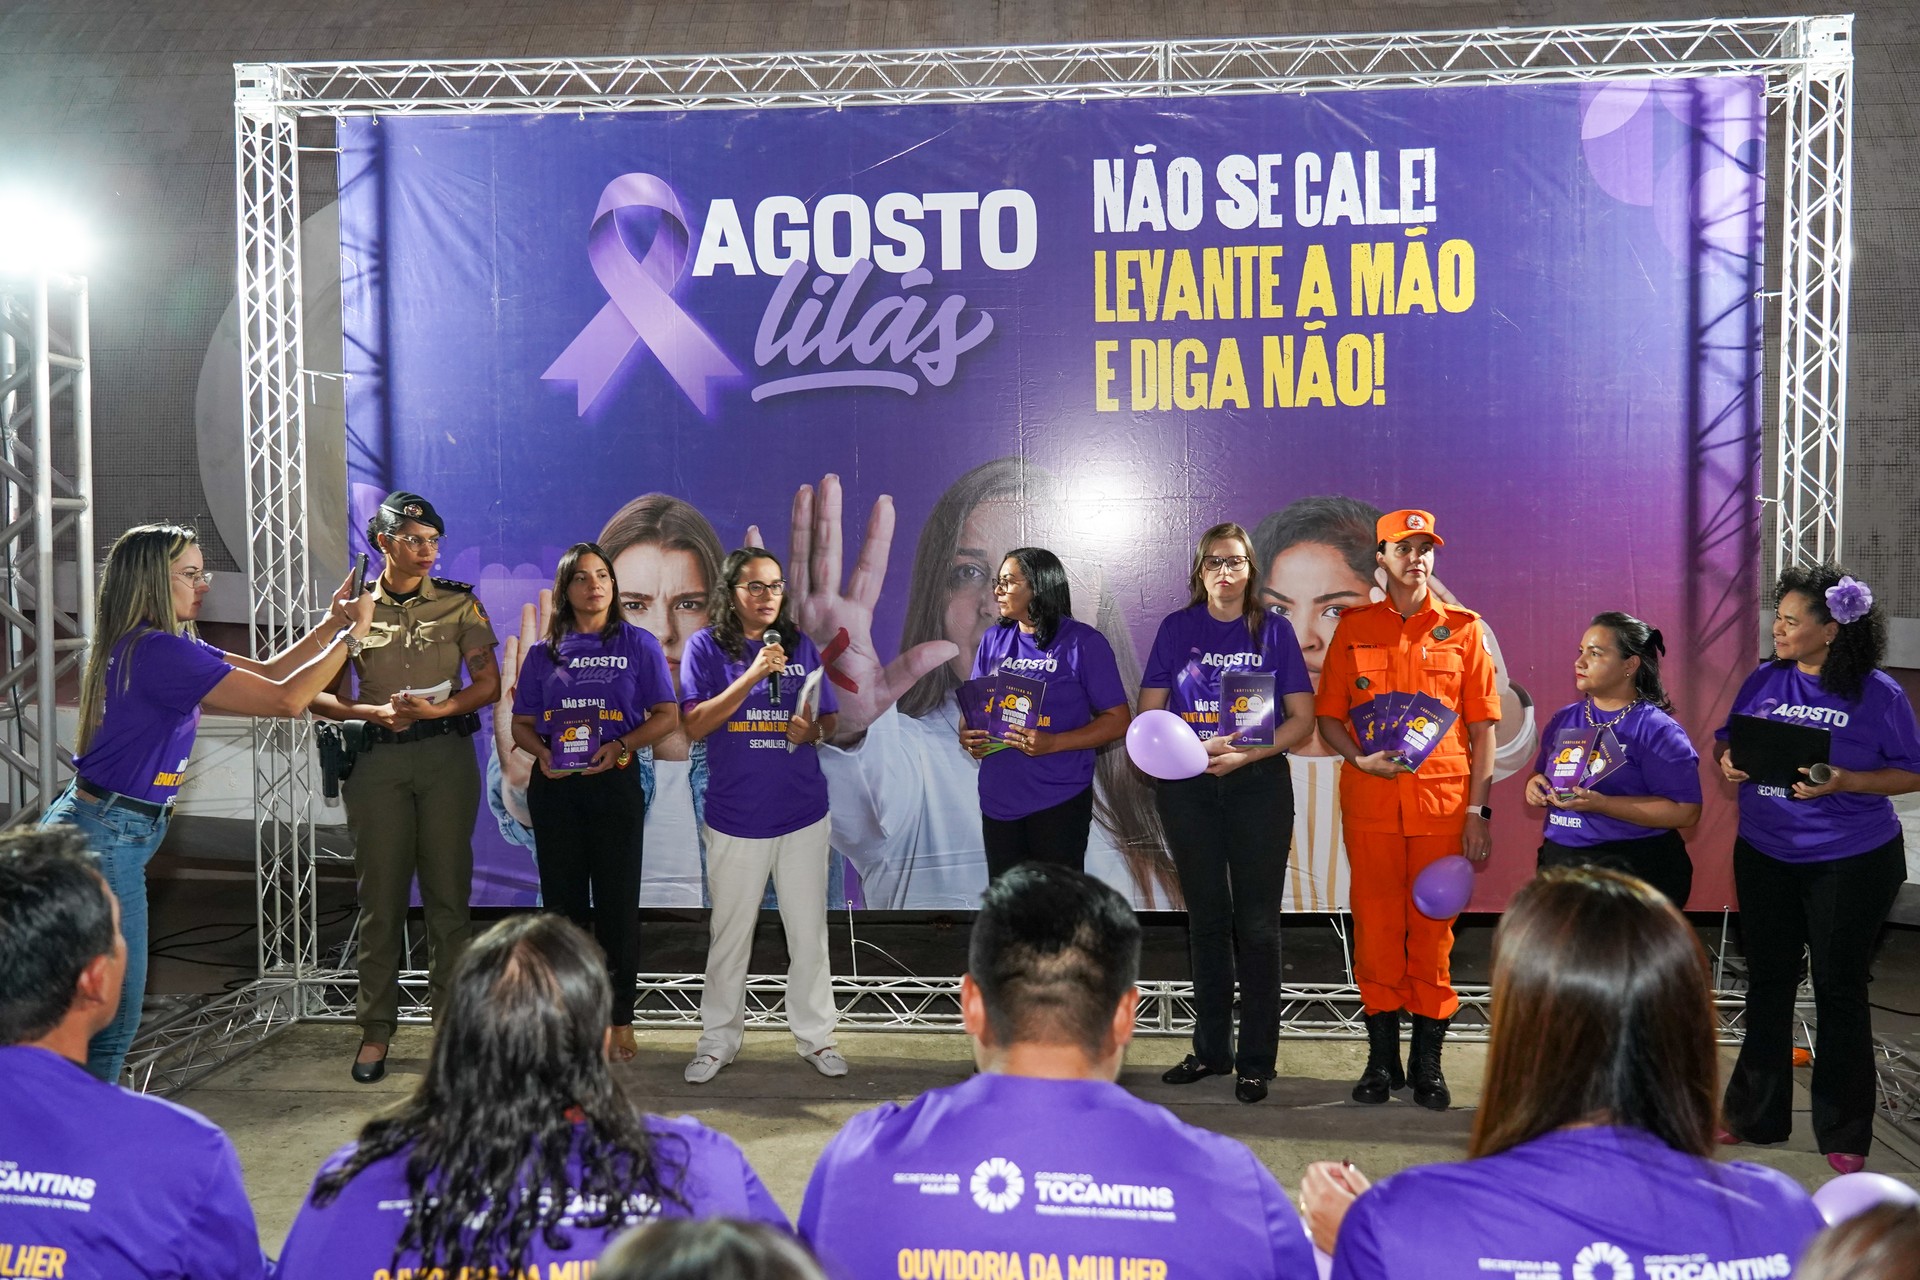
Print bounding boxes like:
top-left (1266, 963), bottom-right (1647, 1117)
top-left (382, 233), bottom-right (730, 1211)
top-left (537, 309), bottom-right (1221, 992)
top-left (549, 703), bottom-right (602, 771)
top-left (1221, 671), bottom-right (1276, 747)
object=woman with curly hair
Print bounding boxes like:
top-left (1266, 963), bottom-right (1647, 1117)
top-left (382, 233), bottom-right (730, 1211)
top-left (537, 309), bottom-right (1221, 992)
top-left (1715, 564), bottom-right (1920, 1173)
top-left (274, 914), bottom-right (784, 1278)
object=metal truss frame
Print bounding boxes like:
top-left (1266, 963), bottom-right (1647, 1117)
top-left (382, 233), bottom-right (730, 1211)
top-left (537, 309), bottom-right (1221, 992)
top-left (145, 11), bottom-right (1877, 1134)
top-left (0, 271), bottom-right (93, 822)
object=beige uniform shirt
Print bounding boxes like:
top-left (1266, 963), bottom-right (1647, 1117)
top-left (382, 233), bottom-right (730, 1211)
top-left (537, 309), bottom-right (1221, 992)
top-left (351, 576), bottom-right (498, 705)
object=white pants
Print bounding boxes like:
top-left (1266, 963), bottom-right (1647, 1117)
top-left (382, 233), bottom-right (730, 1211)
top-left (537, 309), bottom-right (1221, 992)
top-left (696, 815), bottom-right (838, 1058)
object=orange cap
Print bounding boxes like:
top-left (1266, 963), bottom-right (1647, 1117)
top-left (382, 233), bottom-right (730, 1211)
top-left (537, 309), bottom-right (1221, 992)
top-left (1376, 509), bottom-right (1444, 546)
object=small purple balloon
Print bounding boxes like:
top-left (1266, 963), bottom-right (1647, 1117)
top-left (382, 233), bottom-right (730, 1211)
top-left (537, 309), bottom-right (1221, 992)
top-left (1412, 855), bottom-right (1475, 919)
top-left (1812, 1171), bottom-right (1920, 1225)
top-left (1125, 708), bottom-right (1208, 781)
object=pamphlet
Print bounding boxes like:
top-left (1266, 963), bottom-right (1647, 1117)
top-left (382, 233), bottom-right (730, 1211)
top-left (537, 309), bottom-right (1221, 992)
top-left (549, 702), bottom-right (602, 770)
top-left (1220, 671), bottom-right (1277, 747)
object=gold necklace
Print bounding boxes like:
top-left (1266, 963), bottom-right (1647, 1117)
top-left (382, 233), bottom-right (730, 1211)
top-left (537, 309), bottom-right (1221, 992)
top-left (1583, 697), bottom-right (1636, 730)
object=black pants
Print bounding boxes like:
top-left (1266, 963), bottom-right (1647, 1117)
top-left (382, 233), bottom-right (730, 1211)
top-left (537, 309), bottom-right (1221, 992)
top-left (1724, 833), bottom-right (1906, 1155)
top-left (528, 766), bottom-right (647, 1025)
top-left (1155, 756), bottom-right (1293, 1078)
top-left (982, 786), bottom-right (1096, 880)
top-left (1538, 830), bottom-right (1693, 908)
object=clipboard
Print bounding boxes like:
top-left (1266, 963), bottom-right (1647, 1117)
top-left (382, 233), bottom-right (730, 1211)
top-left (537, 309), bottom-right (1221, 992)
top-left (1727, 713), bottom-right (1830, 788)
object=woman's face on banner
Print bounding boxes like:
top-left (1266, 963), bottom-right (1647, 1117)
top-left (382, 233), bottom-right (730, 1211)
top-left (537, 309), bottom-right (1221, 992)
top-left (613, 542), bottom-right (709, 675)
top-left (941, 497), bottom-right (1021, 678)
top-left (1259, 540), bottom-right (1372, 685)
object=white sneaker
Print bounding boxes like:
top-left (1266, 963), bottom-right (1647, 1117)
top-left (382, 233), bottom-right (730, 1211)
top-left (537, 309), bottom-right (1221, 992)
top-left (805, 1046), bottom-right (849, 1077)
top-left (684, 1053), bottom-right (729, 1084)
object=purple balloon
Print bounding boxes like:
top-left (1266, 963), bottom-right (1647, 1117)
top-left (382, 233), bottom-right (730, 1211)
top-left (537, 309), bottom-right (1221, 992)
top-left (1412, 855), bottom-right (1475, 919)
top-left (1125, 709), bottom-right (1208, 781)
top-left (1812, 1171), bottom-right (1920, 1225)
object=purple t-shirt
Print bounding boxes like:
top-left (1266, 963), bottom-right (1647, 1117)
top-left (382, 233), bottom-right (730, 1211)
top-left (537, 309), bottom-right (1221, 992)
top-left (1532, 701), bottom-right (1702, 848)
top-left (971, 618), bottom-right (1130, 820)
top-left (801, 1073), bottom-right (1314, 1280)
top-left (0, 1044), bottom-right (265, 1280)
top-left (1331, 1126), bottom-right (1821, 1280)
top-left (1141, 604), bottom-right (1312, 740)
top-left (1715, 663), bottom-right (1920, 861)
top-left (274, 1112), bottom-right (788, 1280)
top-left (511, 622), bottom-right (675, 747)
top-left (681, 627), bottom-right (841, 839)
top-left (72, 630), bottom-right (232, 803)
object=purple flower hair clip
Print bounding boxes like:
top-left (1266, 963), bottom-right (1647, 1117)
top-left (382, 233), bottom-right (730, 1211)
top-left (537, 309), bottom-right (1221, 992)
top-left (1826, 575), bottom-right (1873, 625)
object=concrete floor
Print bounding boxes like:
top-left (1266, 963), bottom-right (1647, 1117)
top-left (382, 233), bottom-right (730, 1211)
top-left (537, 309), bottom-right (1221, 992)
top-left (181, 1023), bottom-right (1918, 1256)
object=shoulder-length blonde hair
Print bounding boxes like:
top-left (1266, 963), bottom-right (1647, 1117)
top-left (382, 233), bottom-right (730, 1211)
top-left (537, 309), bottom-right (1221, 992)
top-left (78, 524), bottom-right (199, 753)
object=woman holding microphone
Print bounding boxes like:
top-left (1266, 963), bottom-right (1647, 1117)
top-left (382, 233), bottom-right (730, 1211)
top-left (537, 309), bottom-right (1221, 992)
top-left (959, 547), bottom-right (1133, 876)
top-left (1523, 612), bottom-right (1701, 906)
top-left (1716, 565), bottom-right (1920, 1173)
top-left (680, 548), bottom-right (845, 1083)
top-left (1139, 522), bottom-right (1315, 1104)
top-left (509, 543), bottom-right (679, 1061)
top-left (46, 522), bottom-right (374, 1082)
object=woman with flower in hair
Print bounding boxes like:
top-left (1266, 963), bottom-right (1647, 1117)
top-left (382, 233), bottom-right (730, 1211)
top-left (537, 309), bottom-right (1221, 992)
top-left (1715, 565), bottom-right (1920, 1173)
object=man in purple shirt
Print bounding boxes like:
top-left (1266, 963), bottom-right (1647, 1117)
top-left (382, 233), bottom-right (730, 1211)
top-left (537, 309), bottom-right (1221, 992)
top-left (0, 826), bottom-right (265, 1279)
top-left (800, 864), bottom-right (1315, 1280)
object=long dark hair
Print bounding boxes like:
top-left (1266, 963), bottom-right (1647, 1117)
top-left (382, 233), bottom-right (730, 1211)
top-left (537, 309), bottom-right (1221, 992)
top-left (1588, 611), bottom-right (1672, 711)
top-left (312, 915), bottom-right (687, 1273)
top-left (546, 543), bottom-right (623, 645)
top-left (1471, 867), bottom-right (1717, 1161)
top-left (1185, 521), bottom-right (1263, 643)
top-left (709, 548), bottom-right (795, 662)
top-left (1773, 563), bottom-right (1885, 703)
top-left (893, 457), bottom-right (1169, 905)
top-left (995, 546), bottom-right (1072, 649)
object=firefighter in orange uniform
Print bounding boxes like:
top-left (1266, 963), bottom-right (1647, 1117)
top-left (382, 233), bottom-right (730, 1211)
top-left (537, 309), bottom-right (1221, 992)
top-left (1314, 509), bottom-right (1500, 1112)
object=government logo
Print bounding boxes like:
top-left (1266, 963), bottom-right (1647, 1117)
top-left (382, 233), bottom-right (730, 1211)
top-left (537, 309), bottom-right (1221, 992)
top-left (1573, 1241), bottom-right (1634, 1280)
top-left (971, 1157), bottom-right (1024, 1213)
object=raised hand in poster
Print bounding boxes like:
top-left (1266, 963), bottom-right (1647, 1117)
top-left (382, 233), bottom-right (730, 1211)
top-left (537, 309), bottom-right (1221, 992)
top-left (762, 474), bottom-right (960, 745)
top-left (493, 587), bottom-right (553, 830)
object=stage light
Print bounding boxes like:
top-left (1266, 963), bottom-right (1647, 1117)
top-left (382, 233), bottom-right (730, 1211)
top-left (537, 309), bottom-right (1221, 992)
top-left (0, 190), bottom-right (94, 276)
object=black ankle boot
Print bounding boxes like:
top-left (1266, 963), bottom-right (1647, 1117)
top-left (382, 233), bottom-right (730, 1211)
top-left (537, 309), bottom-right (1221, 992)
top-left (1351, 1010), bottom-right (1405, 1104)
top-left (1409, 1014), bottom-right (1451, 1111)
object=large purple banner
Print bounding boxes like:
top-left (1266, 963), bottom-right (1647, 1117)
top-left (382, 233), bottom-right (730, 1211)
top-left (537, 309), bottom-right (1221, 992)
top-left (338, 78), bottom-right (1764, 911)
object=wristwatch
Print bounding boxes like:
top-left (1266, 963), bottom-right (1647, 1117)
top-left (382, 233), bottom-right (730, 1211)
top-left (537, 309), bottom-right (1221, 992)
top-left (1468, 804), bottom-right (1493, 821)
top-left (616, 740), bottom-right (632, 768)
top-left (338, 628), bottom-right (367, 659)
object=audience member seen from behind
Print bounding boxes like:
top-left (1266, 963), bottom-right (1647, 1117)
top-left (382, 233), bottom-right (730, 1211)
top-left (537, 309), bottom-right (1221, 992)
top-left (1715, 566), bottom-right (1920, 1174)
top-left (0, 825), bottom-right (266, 1279)
top-left (1299, 867), bottom-right (1823, 1280)
top-left (275, 914), bottom-right (786, 1280)
top-left (799, 863), bottom-right (1315, 1280)
top-left (602, 1219), bottom-right (829, 1280)
top-left (1793, 1205), bottom-right (1920, 1280)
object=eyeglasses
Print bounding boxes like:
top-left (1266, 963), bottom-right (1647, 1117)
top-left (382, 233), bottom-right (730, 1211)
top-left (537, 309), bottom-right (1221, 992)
top-left (1203, 556), bottom-right (1250, 573)
top-left (173, 569), bottom-right (214, 588)
top-left (991, 576), bottom-right (1025, 593)
top-left (389, 533), bottom-right (444, 551)
top-left (735, 580), bottom-right (787, 599)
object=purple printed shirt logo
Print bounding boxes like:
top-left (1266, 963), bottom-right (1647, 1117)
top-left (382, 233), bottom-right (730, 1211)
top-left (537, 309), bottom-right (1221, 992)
top-left (544, 173), bottom-right (742, 416)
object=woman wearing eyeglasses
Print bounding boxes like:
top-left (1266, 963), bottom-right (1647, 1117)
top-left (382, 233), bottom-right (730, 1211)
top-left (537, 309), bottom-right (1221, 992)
top-left (1138, 522), bottom-right (1316, 1104)
top-left (958, 546), bottom-right (1133, 878)
top-left (45, 522), bottom-right (375, 1083)
top-left (679, 548), bottom-right (845, 1084)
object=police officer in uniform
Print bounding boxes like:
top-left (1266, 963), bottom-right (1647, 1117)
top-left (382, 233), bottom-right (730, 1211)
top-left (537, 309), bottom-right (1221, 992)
top-left (313, 491), bottom-right (500, 1083)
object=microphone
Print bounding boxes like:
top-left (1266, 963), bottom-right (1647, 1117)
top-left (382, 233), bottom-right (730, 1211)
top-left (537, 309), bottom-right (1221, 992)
top-left (764, 629), bottom-right (783, 704)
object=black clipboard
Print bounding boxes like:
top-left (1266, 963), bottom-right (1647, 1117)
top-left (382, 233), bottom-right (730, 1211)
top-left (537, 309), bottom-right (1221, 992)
top-left (1728, 714), bottom-right (1831, 788)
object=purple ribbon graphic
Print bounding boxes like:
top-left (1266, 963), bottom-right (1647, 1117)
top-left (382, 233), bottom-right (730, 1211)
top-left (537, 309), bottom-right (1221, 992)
top-left (543, 173), bottom-right (739, 416)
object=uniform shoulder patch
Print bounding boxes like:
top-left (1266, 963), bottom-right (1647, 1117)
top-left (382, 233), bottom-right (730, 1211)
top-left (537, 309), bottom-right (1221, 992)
top-left (429, 576), bottom-right (475, 594)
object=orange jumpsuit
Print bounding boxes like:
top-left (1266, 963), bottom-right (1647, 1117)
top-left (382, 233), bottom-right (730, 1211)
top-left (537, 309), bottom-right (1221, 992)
top-left (1315, 595), bottom-right (1500, 1018)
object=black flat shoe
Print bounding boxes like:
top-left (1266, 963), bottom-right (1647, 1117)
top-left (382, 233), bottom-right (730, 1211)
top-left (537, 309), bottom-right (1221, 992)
top-left (350, 1044), bottom-right (388, 1084)
top-left (1161, 1055), bottom-right (1229, 1085)
top-left (1235, 1075), bottom-right (1269, 1104)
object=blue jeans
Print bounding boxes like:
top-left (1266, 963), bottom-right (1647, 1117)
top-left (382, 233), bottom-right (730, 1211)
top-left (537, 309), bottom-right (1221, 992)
top-left (42, 781), bottom-right (171, 1083)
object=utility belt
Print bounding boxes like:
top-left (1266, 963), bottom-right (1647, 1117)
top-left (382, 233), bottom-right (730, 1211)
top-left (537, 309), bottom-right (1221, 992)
top-left (315, 713), bottom-right (480, 799)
